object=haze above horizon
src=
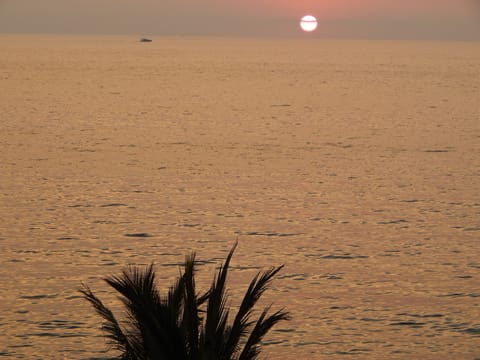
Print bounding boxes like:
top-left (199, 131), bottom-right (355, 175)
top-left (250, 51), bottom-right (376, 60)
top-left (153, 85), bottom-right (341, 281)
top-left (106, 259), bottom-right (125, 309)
top-left (0, 0), bottom-right (479, 41)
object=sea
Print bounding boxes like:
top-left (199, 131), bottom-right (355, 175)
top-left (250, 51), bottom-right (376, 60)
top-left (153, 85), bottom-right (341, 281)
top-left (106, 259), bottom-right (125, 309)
top-left (0, 34), bottom-right (479, 359)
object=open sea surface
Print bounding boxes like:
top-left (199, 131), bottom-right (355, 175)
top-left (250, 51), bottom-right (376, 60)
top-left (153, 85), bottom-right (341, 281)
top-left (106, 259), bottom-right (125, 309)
top-left (0, 35), bottom-right (479, 359)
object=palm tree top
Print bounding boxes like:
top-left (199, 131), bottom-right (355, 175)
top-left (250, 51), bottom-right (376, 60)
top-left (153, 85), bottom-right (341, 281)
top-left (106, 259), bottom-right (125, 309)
top-left (81, 242), bottom-right (289, 360)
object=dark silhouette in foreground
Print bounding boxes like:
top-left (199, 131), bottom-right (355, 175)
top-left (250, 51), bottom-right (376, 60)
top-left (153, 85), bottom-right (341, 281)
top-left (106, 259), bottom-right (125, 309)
top-left (80, 243), bottom-right (289, 360)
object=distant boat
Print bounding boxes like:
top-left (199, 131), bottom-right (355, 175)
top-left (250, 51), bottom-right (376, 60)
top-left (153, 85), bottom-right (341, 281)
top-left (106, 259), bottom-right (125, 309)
top-left (139, 38), bottom-right (152, 43)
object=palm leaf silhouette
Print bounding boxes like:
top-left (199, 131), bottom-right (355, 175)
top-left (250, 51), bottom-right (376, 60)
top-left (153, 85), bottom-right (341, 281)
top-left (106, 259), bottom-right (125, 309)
top-left (80, 285), bottom-right (136, 359)
top-left (225, 265), bottom-right (285, 359)
top-left (81, 243), bottom-right (289, 360)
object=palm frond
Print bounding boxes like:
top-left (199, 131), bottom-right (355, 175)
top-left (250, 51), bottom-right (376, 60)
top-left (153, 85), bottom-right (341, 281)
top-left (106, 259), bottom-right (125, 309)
top-left (223, 265), bottom-right (284, 358)
top-left (79, 284), bottom-right (136, 359)
top-left (105, 264), bottom-right (187, 360)
top-left (166, 270), bottom-right (185, 326)
top-left (183, 252), bottom-right (200, 359)
top-left (238, 307), bottom-right (290, 360)
top-left (203, 242), bottom-right (237, 358)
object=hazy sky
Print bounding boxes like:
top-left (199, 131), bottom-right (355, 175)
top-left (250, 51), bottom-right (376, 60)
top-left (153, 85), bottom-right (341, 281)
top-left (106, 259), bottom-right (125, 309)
top-left (0, 0), bottom-right (479, 40)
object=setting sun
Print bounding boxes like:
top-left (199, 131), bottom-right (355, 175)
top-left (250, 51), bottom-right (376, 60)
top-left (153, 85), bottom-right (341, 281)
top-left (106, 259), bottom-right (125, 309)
top-left (300, 15), bottom-right (318, 32)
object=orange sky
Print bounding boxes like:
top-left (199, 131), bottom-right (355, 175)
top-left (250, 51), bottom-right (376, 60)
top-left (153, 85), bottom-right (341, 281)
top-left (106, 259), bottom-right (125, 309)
top-left (0, 0), bottom-right (478, 40)
top-left (235, 0), bottom-right (476, 18)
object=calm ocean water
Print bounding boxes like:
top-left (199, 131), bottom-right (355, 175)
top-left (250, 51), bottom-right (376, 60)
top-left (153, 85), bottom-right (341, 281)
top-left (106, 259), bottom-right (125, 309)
top-left (0, 35), bottom-right (479, 359)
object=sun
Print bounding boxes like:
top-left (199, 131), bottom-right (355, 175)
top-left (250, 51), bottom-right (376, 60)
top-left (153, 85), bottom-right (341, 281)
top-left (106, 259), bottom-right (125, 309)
top-left (300, 15), bottom-right (318, 32)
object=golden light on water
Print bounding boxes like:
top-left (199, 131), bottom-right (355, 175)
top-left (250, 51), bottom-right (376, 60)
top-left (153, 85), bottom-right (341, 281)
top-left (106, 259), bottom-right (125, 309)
top-left (1, 34), bottom-right (479, 360)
